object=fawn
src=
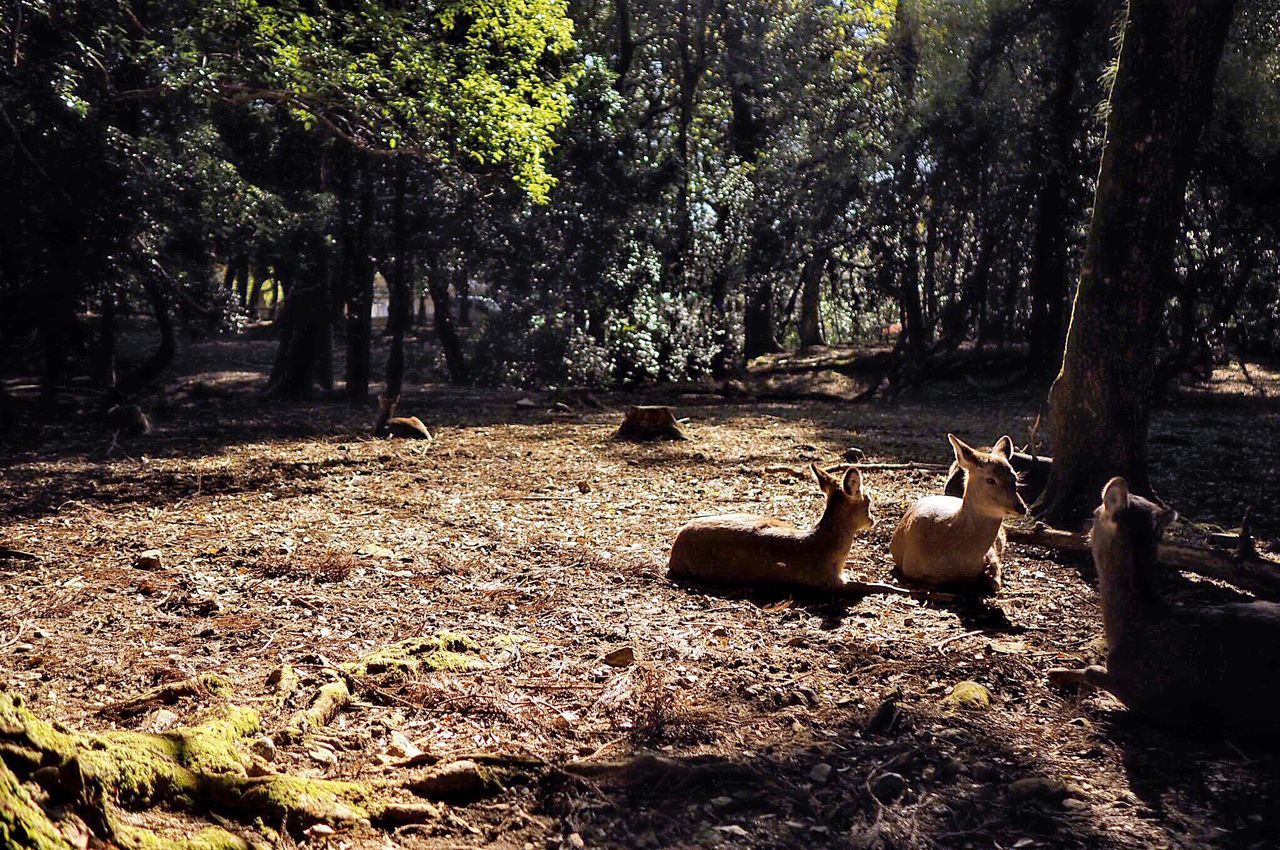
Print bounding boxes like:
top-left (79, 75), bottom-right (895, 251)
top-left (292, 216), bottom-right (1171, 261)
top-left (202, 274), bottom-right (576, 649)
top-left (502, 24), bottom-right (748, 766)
top-left (667, 464), bottom-right (875, 592)
top-left (890, 434), bottom-right (1027, 593)
top-left (1049, 477), bottom-right (1280, 740)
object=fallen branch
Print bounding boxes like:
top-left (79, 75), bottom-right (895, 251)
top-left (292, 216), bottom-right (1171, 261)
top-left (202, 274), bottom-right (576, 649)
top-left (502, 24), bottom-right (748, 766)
top-left (1007, 523), bottom-right (1280, 598)
top-left (0, 546), bottom-right (38, 562)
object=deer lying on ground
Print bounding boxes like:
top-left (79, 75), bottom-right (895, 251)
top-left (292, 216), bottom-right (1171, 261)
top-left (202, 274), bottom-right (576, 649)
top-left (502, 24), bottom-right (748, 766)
top-left (890, 434), bottom-right (1027, 593)
top-left (667, 464), bottom-right (875, 592)
top-left (1049, 478), bottom-right (1280, 740)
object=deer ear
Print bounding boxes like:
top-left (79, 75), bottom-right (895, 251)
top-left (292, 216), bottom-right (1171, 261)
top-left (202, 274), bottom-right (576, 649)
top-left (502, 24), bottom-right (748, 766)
top-left (992, 435), bottom-right (1014, 459)
top-left (811, 463), bottom-right (832, 492)
top-left (1101, 477), bottom-right (1129, 516)
top-left (948, 434), bottom-right (978, 469)
top-left (1156, 507), bottom-right (1177, 535)
top-left (843, 466), bottom-right (863, 496)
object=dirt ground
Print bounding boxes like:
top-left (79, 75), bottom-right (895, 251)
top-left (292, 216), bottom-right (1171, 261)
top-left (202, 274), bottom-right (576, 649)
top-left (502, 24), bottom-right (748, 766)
top-left (3, 335), bottom-right (1280, 850)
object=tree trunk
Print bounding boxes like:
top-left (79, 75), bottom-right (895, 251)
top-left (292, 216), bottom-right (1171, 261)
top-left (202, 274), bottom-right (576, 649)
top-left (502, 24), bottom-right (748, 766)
top-left (110, 273), bottom-right (174, 403)
top-left (266, 249), bottom-right (332, 398)
top-left (798, 249), bottom-right (828, 348)
top-left (98, 284), bottom-right (116, 388)
top-left (427, 260), bottom-right (469, 385)
top-left (892, 3), bottom-right (928, 359)
top-left (1027, 0), bottom-right (1092, 378)
top-left (341, 161), bottom-right (376, 400)
top-left (383, 162), bottom-right (411, 405)
top-left (1035, 0), bottom-right (1238, 526)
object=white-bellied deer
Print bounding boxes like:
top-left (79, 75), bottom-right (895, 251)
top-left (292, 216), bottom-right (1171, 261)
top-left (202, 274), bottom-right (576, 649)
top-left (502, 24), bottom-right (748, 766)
top-left (890, 434), bottom-right (1027, 593)
top-left (667, 464), bottom-right (874, 592)
top-left (1049, 477), bottom-right (1280, 740)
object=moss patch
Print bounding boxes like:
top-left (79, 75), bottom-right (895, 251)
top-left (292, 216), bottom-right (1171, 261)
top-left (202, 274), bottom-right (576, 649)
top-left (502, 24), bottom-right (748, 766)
top-left (350, 632), bottom-right (487, 676)
top-left (941, 681), bottom-right (992, 712)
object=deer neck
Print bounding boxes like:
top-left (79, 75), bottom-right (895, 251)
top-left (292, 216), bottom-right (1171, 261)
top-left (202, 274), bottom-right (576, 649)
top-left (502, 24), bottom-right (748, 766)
top-left (956, 487), bottom-right (1004, 547)
top-left (806, 495), bottom-right (855, 555)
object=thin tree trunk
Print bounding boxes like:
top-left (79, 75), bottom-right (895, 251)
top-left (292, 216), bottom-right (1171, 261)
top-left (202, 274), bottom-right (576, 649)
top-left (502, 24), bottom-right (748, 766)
top-left (426, 260), bottom-right (469, 385)
top-left (1027, 0), bottom-right (1092, 378)
top-left (383, 161), bottom-right (411, 406)
top-left (1036, 0), bottom-right (1238, 525)
top-left (99, 284), bottom-right (116, 388)
top-left (110, 273), bottom-right (174, 403)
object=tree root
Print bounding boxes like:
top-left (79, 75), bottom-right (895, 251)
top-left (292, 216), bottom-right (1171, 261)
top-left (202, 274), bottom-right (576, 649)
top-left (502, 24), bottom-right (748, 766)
top-left (278, 680), bottom-right (352, 744)
top-left (98, 673), bottom-right (232, 719)
top-left (1, 691), bottom-right (376, 848)
top-left (0, 633), bottom-right (526, 848)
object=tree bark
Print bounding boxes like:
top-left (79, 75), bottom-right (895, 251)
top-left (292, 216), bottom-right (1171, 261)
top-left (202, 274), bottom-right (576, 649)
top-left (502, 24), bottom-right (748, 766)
top-left (427, 259), bottom-right (469, 385)
top-left (798, 249), bottom-right (828, 348)
top-left (1035, 0), bottom-right (1238, 526)
top-left (383, 161), bottom-right (411, 404)
top-left (1027, 0), bottom-right (1093, 378)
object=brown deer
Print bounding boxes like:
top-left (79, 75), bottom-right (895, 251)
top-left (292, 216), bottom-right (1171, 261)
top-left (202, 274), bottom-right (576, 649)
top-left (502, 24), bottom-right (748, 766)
top-left (1049, 478), bottom-right (1280, 740)
top-left (667, 464), bottom-right (874, 592)
top-left (890, 434), bottom-right (1026, 593)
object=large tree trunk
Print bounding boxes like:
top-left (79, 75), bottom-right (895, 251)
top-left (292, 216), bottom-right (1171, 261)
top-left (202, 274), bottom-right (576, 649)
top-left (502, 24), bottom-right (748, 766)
top-left (1026, 0), bottom-right (1093, 378)
top-left (1035, 0), bottom-right (1238, 526)
top-left (267, 247), bottom-right (332, 398)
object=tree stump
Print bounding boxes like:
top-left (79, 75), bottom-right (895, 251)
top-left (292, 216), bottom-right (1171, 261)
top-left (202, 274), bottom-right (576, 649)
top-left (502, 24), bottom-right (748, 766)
top-left (614, 406), bottom-right (687, 441)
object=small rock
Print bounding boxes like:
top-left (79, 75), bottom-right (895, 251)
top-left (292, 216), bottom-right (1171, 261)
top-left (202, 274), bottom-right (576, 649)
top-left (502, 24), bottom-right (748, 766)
top-left (356, 543), bottom-right (396, 559)
top-left (145, 708), bottom-right (179, 733)
top-left (970, 762), bottom-right (1002, 783)
top-left (565, 832), bottom-right (586, 849)
top-left (309, 748), bottom-right (338, 767)
top-left (1008, 776), bottom-right (1069, 801)
top-left (515, 397), bottom-right (539, 410)
top-left (577, 481), bottom-right (591, 494)
top-left (808, 763), bottom-right (834, 784)
top-left (387, 730), bottom-right (422, 759)
top-left (304, 824), bottom-right (335, 837)
top-left (714, 825), bottom-right (750, 838)
top-left (602, 646), bottom-right (636, 667)
top-left (870, 772), bottom-right (908, 803)
top-left (250, 736), bottom-right (277, 761)
top-left (843, 447), bottom-right (866, 462)
top-left (133, 549), bottom-right (163, 570)
top-left (941, 680), bottom-right (991, 712)
top-left (1062, 797), bottom-right (1089, 811)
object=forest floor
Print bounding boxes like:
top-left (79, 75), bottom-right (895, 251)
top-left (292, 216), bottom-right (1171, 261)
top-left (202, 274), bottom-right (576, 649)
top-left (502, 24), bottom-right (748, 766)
top-left (2, 333), bottom-right (1280, 850)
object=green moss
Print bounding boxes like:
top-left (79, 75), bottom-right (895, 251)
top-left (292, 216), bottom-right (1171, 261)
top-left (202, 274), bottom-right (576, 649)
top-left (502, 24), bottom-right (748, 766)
top-left (0, 693), bottom-right (77, 764)
top-left (110, 819), bottom-right (250, 850)
top-left (231, 774), bottom-right (370, 826)
top-left (0, 758), bottom-right (73, 850)
top-left (350, 632), bottom-right (487, 676)
top-left (941, 681), bottom-right (992, 712)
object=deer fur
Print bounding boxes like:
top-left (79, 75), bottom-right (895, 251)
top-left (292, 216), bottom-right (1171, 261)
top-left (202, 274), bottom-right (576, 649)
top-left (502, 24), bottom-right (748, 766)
top-left (667, 464), bottom-right (874, 592)
top-left (1049, 477), bottom-right (1280, 740)
top-left (890, 434), bottom-right (1027, 593)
